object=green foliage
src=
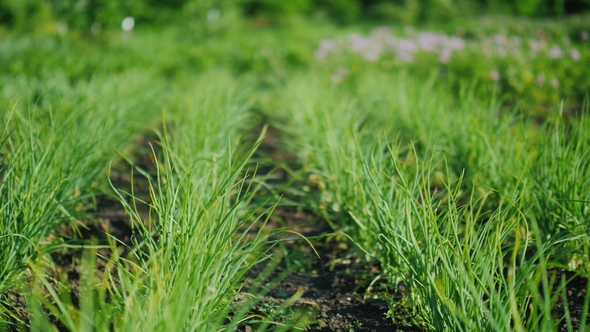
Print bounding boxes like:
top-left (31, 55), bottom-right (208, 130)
top-left (529, 110), bottom-right (590, 267)
top-left (240, 0), bottom-right (311, 19)
top-left (0, 0), bottom-right (53, 32)
top-left (0, 70), bottom-right (164, 313)
top-left (515, 0), bottom-right (544, 16)
top-left (267, 69), bottom-right (590, 330)
top-left (317, 0), bottom-right (361, 23)
top-left (365, 0), bottom-right (422, 24)
top-left (0, 7), bottom-right (589, 331)
top-left (2, 0), bottom-right (589, 34)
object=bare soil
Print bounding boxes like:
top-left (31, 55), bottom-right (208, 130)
top-left (242, 205), bottom-right (408, 332)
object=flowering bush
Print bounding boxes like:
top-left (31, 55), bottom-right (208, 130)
top-left (314, 16), bottom-right (590, 111)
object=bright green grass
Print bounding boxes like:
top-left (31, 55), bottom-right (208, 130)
top-left (269, 71), bottom-right (590, 330)
top-left (0, 70), bottom-right (164, 321)
top-left (19, 72), bottom-right (307, 331)
top-left (0, 25), bottom-right (316, 330)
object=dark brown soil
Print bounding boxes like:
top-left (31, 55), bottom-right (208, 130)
top-left (237, 124), bottom-right (412, 331)
top-left (244, 206), bottom-right (406, 332)
top-left (554, 270), bottom-right (590, 332)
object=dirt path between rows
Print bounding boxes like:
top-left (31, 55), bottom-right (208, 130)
top-left (244, 208), bottom-right (404, 331)
top-left (243, 124), bottom-right (416, 331)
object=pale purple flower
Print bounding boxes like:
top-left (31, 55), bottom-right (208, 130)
top-left (331, 74), bottom-right (342, 84)
top-left (548, 46), bottom-right (563, 59)
top-left (322, 40), bottom-right (339, 49)
top-left (490, 70), bottom-right (500, 82)
top-left (512, 36), bottom-right (522, 45)
top-left (345, 33), bottom-right (384, 61)
top-left (314, 27), bottom-right (524, 66)
top-left (381, 35), bottom-right (399, 48)
top-left (581, 31), bottom-right (589, 41)
top-left (397, 39), bottom-right (418, 53)
top-left (396, 50), bottom-right (413, 63)
top-left (413, 32), bottom-right (465, 55)
top-left (528, 39), bottom-right (547, 52)
top-left (363, 49), bottom-right (381, 61)
top-left (571, 49), bottom-right (581, 61)
top-left (314, 39), bottom-right (339, 59)
top-left (551, 76), bottom-right (560, 88)
top-left (439, 48), bottom-right (452, 64)
top-left (349, 34), bottom-right (375, 52)
top-left (370, 27), bottom-right (392, 40)
top-left (314, 50), bottom-right (327, 59)
top-left (336, 67), bottom-right (349, 76)
top-left (494, 34), bottom-right (508, 45)
top-left (331, 67), bottom-right (350, 84)
top-left (448, 36), bottom-right (465, 50)
top-left (512, 49), bottom-right (522, 58)
top-left (417, 32), bottom-right (439, 52)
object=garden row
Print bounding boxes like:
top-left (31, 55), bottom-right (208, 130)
top-left (0, 57), bottom-right (299, 329)
top-left (1, 14), bottom-right (589, 331)
top-left (264, 70), bottom-right (590, 330)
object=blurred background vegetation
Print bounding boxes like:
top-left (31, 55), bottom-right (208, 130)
top-left (1, 0), bottom-right (590, 33)
top-left (0, 0), bottom-right (588, 115)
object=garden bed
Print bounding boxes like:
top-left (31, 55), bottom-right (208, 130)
top-left (1, 14), bottom-right (589, 331)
